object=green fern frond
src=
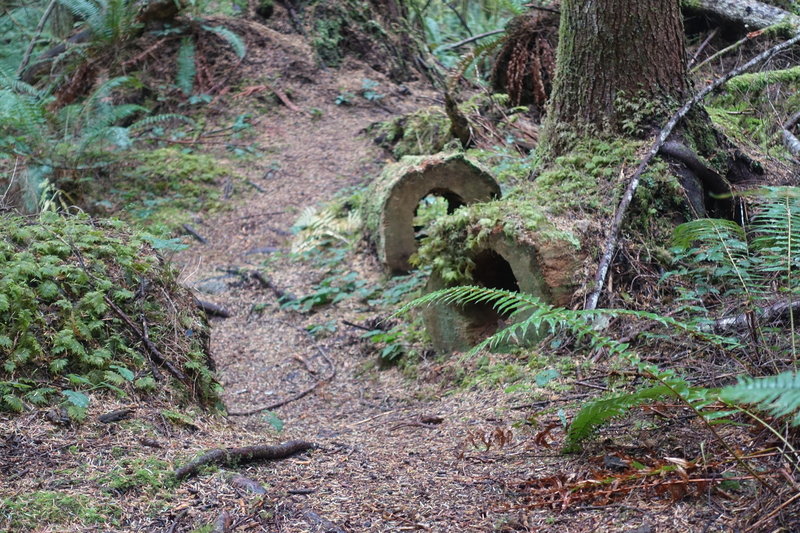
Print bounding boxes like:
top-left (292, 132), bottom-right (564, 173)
top-left (176, 37), bottom-right (196, 96)
top-left (672, 218), bottom-right (747, 251)
top-left (565, 385), bottom-right (676, 448)
top-left (400, 285), bottom-right (739, 356)
top-left (57, 0), bottom-right (102, 24)
top-left (201, 24), bottom-right (246, 59)
top-left (451, 33), bottom-right (506, 79)
top-left (722, 372), bottom-right (800, 425)
top-left (750, 187), bottom-right (800, 280)
top-left (129, 113), bottom-right (196, 131)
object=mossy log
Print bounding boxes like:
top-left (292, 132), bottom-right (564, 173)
top-left (364, 152), bottom-right (501, 273)
top-left (683, 0), bottom-right (800, 32)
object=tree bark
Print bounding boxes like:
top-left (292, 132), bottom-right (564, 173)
top-left (543, 0), bottom-right (688, 155)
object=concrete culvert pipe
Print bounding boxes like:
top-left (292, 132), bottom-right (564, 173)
top-left (422, 232), bottom-right (578, 354)
top-left (364, 152), bottom-right (501, 273)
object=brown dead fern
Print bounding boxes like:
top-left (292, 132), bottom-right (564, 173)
top-left (491, 10), bottom-right (558, 114)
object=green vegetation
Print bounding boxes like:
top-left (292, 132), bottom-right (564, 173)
top-left (0, 213), bottom-right (221, 419)
top-left (404, 187), bottom-right (800, 451)
top-left (1, 490), bottom-right (122, 530)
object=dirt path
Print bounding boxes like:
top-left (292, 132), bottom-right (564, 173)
top-left (164, 23), bottom-right (700, 533)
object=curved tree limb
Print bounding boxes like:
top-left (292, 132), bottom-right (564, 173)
top-left (174, 440), bottom-right (316, 480)
top-left (585, 29), bottom-right (800, 311)
top-left (16, 0), bottom-right (58, 78)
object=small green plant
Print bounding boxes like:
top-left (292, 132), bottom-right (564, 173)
top-left (335, 91), bottom-right (355, 106)
top-left (361, 78), bottom-right (383, 102)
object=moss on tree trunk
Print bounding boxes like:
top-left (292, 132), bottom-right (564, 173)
top-left (542, 0), bottom-right (688, 156)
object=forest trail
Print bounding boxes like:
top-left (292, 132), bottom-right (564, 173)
top-left (170, 41), bottom-right (536, 531)
top-left (164, 22), bottom-right (698, 533)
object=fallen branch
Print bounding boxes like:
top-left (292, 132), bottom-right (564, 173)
top-left (783, 111), bottom-right (800, 157)
top-left (196, 298), bottom-right (231, 318)
top-left (182, 224), bottom-right (207, 244)
top-left (701, 300), bottom-right (800, 332)
top-left (104, 296), bottom-right (188, 382)
top-left (227, 321), bottom-right (336, 416)
top-left (585, 29), bottom-right (800, 311)
top-left (437, 29), bottom-right (505, 52)
top-left (16, 0), bottom-right (58, 77)
top-left (686, 0), bottom-right (800, 32)
top-left (174, 440), bottom-right (316, 480)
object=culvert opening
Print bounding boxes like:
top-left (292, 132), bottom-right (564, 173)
top-left (461, 249), bottom-right (521, 340)
top-left (413, 190), bottom-right (465, 240)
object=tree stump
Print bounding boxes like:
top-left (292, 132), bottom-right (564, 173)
top-left (364, 152), bottom-right (501, 273)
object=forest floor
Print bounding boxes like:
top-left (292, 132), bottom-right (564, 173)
top-left (0, 13), bottom-right (787, 533)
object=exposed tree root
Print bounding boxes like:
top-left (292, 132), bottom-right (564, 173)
top-left (174, 440), bottom-right (317, 480)
top-left (196, 299), bottom-right (232, 318)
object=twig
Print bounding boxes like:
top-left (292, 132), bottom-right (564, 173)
top-left (700, 300), bottom-right (800, 332)
top-left (182, 224), bottom-right (207, 244)
top-left (585, 29), bottom-right (800, 311)
top-left (689, 28), bottom-right (766, 75)
top-left (687, 27), bottom-right (719, 69)
top-left (166, 509), bottom-right (188, 533)
top-left (16, 0), bottom-right (58, 77)
top-left (250, 270), bottom-right (294, 302)
top-left (524, 3), bottom-right (560, 15)
top-left (743, 490), bottom-right (800, 533)
top-left (174, 440), bottom-right (316, 479)
top-left (227, 322), bottom-right (336, 416)
top-left (196, 298), bottom-right (231, 318)
top-left (246, 179), bottom-right (266, 193)
top-left (104, 296), bottom-right (188, 382)
top-left (341, 319), bottom-right (374, 332)
top-left (437, 29), bottom-right (505, 52)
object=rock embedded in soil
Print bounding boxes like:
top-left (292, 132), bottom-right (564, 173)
top-left (364, 151), bottom-right (501, 273)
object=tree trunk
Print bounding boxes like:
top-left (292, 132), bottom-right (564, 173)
top-left (542, 0), bottom-right (688, 155)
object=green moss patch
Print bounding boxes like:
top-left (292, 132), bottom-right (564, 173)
top-left (1, 490), bottom-right (122, 530)
top-left (93, 147), bottom-right (238, 233)
top-left (0, 212), bottom-right (221, 420)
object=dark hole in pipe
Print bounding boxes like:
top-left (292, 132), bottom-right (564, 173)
top-left (461, 249), bottom-right (520, 342)
top-left (413, 189), bottom-right (466, 240)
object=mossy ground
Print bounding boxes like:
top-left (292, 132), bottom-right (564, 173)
top-left (0, 212), bottom-right (221, 420)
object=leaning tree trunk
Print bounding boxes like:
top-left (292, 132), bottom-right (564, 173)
top-left (542, 0), bottom-right (688, 156)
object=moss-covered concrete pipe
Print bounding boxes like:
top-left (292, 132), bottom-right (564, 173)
top-left (421, 229), bottom-right (580, 354)
top-left (364, 152), bottom-right (501, 273)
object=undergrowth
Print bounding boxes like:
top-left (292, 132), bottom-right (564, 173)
top-left (0, 212), bottom-right (221, 420)
top-left (402, 186), bottom-right (800, 454)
